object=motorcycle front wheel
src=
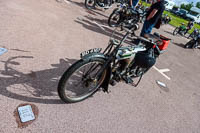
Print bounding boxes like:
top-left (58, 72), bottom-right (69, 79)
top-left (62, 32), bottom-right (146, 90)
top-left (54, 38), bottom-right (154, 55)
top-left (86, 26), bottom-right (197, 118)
top-left (58, 58), bottom-right (107, 103)
top-left (173, 27), bottom-right (179, 35)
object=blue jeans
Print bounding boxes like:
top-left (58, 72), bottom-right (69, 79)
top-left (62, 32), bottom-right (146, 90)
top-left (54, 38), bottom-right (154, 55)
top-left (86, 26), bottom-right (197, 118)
top-left (140, 20), bottom-right (155, 37)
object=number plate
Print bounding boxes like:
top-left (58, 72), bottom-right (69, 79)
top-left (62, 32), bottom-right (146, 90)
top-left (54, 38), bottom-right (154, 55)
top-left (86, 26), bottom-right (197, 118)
top-left (80, 48), bottom-right (102, 58)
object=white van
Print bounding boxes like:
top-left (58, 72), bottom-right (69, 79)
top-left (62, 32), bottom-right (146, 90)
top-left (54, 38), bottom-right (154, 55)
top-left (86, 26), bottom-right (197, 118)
top-left (186, 7), bottom-right (200, 24)
top-left (164, 0), bottom-right (175, 11)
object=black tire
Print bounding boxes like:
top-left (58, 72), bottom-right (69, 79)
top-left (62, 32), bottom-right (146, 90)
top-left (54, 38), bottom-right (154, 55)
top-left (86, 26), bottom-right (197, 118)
top-left (187, 34), bottom-right (191, 39)
top-left (108, 9), bottom-right (121, 27)
top-left (85, 0), bottom-right (96, 10)
top-left (184, 44), bottom-right (190, 48)
top-left (192, 42), bottom-right (198, 49)
top-left (58, 58), bottom-right (107, 103)
top-left (173, 27), bottom-right (179, 35)
top-left (184, 40), bottom-right (194, 48)
top-left (96, 0), bottom-right (112, 7)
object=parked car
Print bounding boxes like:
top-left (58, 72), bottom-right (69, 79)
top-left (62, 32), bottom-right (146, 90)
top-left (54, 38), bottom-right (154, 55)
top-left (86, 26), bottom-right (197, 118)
top-left (164, 0), bottom-right (175, 11)
top-left (177, 9), bottom-right (188, 18)
top-left (185, 7), bottom-right (200, 24)
top-left (171, 7), bottom-right (179, 15)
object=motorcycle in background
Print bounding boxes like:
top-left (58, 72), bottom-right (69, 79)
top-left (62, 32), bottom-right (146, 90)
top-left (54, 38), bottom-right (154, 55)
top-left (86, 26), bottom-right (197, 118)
top-left (161, 14), bottom-right (171, 25)
top-left (107, 2), bottom-right (140, 28)
top-left (137, 6), bottom-right (148, 23)
top-left (184, 34), bottom-right (200, 49)
top-left (173, 23), bottom-right (187, 36)
top-left (85, 0), bottom-right (121, 10)
top-left (187, 28), bottom-right (199, 39)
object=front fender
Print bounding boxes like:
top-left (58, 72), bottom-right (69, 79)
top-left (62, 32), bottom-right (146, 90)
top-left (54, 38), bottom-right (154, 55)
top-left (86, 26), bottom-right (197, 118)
top-left (81, 52), bottom-right (107, 61)
top-left (81, 52), bottom-right (112, 92)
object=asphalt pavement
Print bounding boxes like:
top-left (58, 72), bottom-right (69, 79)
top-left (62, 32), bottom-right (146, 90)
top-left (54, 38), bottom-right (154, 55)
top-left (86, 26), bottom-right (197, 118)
top-left (0, 0), bottom-right (200, 132)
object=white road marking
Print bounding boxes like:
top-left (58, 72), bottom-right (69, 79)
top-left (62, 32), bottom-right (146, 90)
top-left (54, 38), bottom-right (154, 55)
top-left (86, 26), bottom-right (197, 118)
top-left (159, 69), bottom-right (170, 73)
top-left (153, 66), bottom-right (171, 80)
top-left (63, 0), bottom-right (70, 4)
top-left (56, 0), bottom-right (70, 4)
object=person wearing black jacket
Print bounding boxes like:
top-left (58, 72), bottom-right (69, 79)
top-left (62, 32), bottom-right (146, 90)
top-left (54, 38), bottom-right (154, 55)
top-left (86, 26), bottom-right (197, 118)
top-left (140, 0), bottom-right (165, 37)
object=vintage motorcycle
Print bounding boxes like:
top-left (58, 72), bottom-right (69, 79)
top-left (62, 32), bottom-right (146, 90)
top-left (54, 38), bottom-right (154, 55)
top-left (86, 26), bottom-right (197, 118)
top-left (137, 6), bottom-right (148, 23)
top-left (184, 34), bottom-right (200, 49)
top-left (173, 23), bottom-right (187, 36)
top-left (57, 27), bottom-right (171, 103)
top-left (85, 0), bottom-right (120, 10)
top-left (161, 14), bottom-right (171, 25)
top-left (107, 2), bottom-right (140, 29)
top-left (187, 28), bottom-right (199, 39)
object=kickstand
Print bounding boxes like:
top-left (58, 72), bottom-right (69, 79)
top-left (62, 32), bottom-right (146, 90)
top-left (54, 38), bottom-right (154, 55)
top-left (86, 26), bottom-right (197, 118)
top-left (131, 75), bottom-right (143, 87)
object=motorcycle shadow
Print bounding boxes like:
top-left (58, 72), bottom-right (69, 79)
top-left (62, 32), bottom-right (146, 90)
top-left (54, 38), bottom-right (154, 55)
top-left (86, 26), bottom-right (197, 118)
top-left (173, 42), bottom-right (185, 48)
top-left (59, 0), bottom-right (109, 18)
top-left (164, 30), bottom-right (174, 36)
top-left (75, 15), bottom-right (138, 46)
top-left (0, 56), bottom-right (78, 104)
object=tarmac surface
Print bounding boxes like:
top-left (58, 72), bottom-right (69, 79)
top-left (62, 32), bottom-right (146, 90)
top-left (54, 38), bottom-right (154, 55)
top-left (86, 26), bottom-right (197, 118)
top-left (0, 0), bottom-right (200, 132)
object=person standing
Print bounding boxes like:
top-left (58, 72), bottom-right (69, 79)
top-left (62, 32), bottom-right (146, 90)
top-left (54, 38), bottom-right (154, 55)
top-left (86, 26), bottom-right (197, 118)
top-left (140, 0), bottom-right (165, 37)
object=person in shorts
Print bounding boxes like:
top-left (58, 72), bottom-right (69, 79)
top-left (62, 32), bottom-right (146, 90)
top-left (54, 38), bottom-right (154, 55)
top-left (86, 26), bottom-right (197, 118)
top-left (140, 0), bottom-right (165, 37)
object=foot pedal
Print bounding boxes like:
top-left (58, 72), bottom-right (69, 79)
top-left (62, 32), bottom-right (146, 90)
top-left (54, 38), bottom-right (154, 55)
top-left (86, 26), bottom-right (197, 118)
top-left (123, 76), bottom-right (133, 84)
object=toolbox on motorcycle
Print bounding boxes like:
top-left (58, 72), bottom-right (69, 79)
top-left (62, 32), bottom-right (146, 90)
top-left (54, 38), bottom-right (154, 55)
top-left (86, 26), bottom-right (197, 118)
top-left (134, 50), bottom-right (156, 69)
top-left (159, 35), bottom-right (171, 50)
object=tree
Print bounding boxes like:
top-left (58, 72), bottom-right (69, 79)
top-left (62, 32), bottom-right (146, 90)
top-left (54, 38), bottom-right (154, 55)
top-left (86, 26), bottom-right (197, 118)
top-left (180, 2), bottom-right (193, 11)
top-left (196, 2), bottom-right (200, 8)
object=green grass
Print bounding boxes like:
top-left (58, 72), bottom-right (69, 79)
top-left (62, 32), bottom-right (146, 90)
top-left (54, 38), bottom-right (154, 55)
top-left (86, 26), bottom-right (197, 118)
top-left (140, 1), bottom-right (200, 33)
top-left (163, 11), bottom-right (200, 33)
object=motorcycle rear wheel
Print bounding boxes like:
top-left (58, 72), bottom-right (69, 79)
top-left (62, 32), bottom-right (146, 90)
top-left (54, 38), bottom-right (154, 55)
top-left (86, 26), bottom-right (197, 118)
top-left (58, 58), bottom-right (107, 103)
top-left (184, 40), bottom-right (194, 48)
top-left (85, 0), bottom-right (96, 9)
top-left (108, 9), bottom-right (121, 27)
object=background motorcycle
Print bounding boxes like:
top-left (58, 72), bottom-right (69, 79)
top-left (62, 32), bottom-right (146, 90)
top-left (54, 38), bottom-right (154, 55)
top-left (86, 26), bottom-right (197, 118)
top-left (161, 14), bottom-right (171, 25)
top-left (184, 34), bottom-right (200, 49)
top-left (135, 5), bottom-right (148, 23)
top-left (173, 23), bottom-right (187, 36)
top-left (187, 28), bottom-right (199, 39)
top-left (107, 2), bottom-right (141, 31)
top-left (57, 27), bottom-right (171, 103)
top-left (85, 0), bottom-right (120, 10)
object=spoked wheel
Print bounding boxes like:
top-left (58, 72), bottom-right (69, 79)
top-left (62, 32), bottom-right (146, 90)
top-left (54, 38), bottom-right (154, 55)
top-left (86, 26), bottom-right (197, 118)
top-left (58, 58), bottom-right (107, 103)
top-left (108, 9), bottom-right (121, 27)
top-left (173, 27), bottom-right (179, 35)
top-left (85, 0), bottom-right (96, 10)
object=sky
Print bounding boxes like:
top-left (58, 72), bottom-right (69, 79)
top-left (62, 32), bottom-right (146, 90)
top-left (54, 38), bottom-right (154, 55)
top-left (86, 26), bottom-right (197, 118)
top-left (173, 0), bottom-right (199, 6)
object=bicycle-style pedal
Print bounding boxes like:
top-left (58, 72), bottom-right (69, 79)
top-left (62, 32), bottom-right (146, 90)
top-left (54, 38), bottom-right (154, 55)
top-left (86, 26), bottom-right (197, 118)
top-left (122, 76), bottom-right (133, 84)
